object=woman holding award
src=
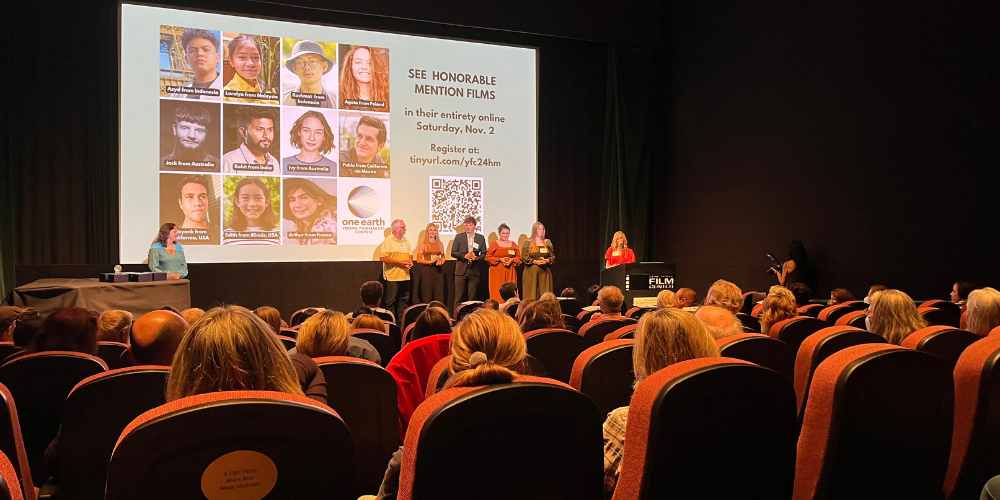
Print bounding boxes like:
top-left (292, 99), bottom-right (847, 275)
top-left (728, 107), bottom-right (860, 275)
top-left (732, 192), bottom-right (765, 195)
top-left (521, 222), bottom-right (554, 300)
top-left (486, 223), bottom-right (522, 302)
top-left (415, 223), bottom-right (446, 304)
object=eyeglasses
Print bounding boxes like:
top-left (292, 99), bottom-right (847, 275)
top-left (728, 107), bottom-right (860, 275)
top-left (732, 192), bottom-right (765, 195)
top-left (293, 59), bottom-right (324, 70)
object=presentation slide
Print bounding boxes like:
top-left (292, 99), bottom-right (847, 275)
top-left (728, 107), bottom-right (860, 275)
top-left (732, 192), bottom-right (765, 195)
top-left (120, 4), bottom-right (537, 263)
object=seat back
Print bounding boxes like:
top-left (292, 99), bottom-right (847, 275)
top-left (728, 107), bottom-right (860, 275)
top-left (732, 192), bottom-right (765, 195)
top-left (351, 330), bottom-right (399, 367)
top-left (794, 345), bottom-right (953, 500)
top-left (793, 326), bottom-right (886, 415)
top-left (562, 314), bottom-right (582, 332)
top-left (0, 352), bottom-right (106, 484)
top-left (613, 358), bottom-right (797, 500)
top-left (579, 318), bottom-right (636, 347)
top-left (841, 300), bottom-right (869, 311)
top-left (901, 326), bottom-right (979, 370)
top-left (716, 334), bottom-right (794, 382)
top-left (922, 307), bottom-right (961, 328)
top-left (835, 310), bottom-right (867, 328)
top-left (385, 322), bottom-right (402, 348)
top-left (315, 357), bottom-right (398, 494)
top-left (569, 340), bottom-right (634, 416)
top-left (424, 356), bottom-right (452, 399)
top-left (277, 335), bottom-right (296, 351)
top-left (57, 367), bottom-right (169, 500)
top-left (454, 301), bottom-right (482, 321)
top-left (402, 304), bottom-right (428, 329)
top-left (817, 304), bottom-right (853, 324)
top-left (0, 346), bottom-right (18, 366)
top-left (577, 310), bottom-right (598, 323)
top-left (558, 299), bottom-right (583, 317)
top-left (741, 292), bottom-right (757, 315)
top-left (279, 327), bottom-right (298, 339)
top-left (106, 391), bottom-right (357, 500)
top-left (768, 317), bottom-right (827, 354)
top-left (524, 329), bottom-right (590, 383)
top-left (384, 334), bottom-right (452, 440)
top-left (0, 450), bottom-right (22, 500)
top-left (604, 324), bottom-right (638, 342)
top-left (797, 304), bottom-right (824, 318)
top-left (920, 299), bottom-right (962, 316)
top-left (503, 303), bottom-right (518, 319)
top-left (0, 385), bottom-right (32, 500)
top-left (96, 342), bottom-right (129, 370)
top-left (402, 323), bottom-right (416, 346)
top-left (736, 313), bottom-right (761, 333)
top-left (398, 378), bottom-right (603, 500)
top-left (751, 303), bottom-right (764, 318)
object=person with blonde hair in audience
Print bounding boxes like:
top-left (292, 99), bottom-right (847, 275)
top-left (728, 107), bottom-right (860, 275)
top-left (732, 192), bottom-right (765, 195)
top-left (656, 290), bottom-right (679, 309)
top-left (352, 313), bottom-right (387, 333)
top-left (96, 310), bottom-right (133, 344)
top-left (603, 308), bottom-right (720, 496)
top-left (827, 288), bottom-right (856, 306)
top-left (676, 287), bottom-right (698, 308)
top-left (758, 286), bottom-right (798, 336)
top-left (695, 306), bottom-right (744, 340)
top-left (181, 307), bottom-right (206, 325)
top-left (296, 310), bottom-right (352, 357)
top-left (592, 286), bottom-right (625, 320)
top-left (866, 289), bottom-right (927, 345)
top-left (963, 287), bottom-right (1000, 336)
top-left (539, 291), bottom-right (558, 302)
top-left (703, 280), bottom-right (742, 314)
top-left (252, 306), bottom-right (282, 333)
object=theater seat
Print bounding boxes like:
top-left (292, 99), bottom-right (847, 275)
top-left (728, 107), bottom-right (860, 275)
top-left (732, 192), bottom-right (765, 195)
top-left (716, 334), bottom-right (794, 383)
top-left (577, 310), bottom-right (598, 323)
top-left (901, 326), bottom-right (979, 370)
top-left (96, 341), bottom-right (129, 370)
top-left (105, 391), bottom-right (357, 500)
top-left (797, 304), bottom-right (824, 317)
top-left (315, 357), bottom-right (398, 495)
top-left (943, 335), bottom-right (1000, 500)
top-left (751, 303), bottom-right (764, 318)
top-left (0, 352), bottom-right (106, 485)
top-left (768, 317), bottom-right (827, 354)
top-left (398, 376), bottom-right (603, 500)
top-left (562, 314), bottom-right (582, 333)
top-left (604, 324), bottom-right (637, 342)
top-left (737, 313), bottom-right (761, 333)
top-left (0, 385), bottom-right (33, 500)
top-left (841, 300), bottom-right (869, 311)
top-left (402, 304), bottom-right (428, 330)
top-left (794, 344), bottom-right (952, 500)
top-left (579, 318), bottom-right (636, 346)
top-left (558, 298), bottom-right (583, 317)
top-left (503, 303), bottom-right (518, 319)
top-left (569, 340), bottom-right (634, 416)
top-left (920, 300), bottom-right (962, 316)
top-left (922, 308), bottom-right (962, 328)
top-left (277, 335), bottom-right (297, 351)
top-left (454, 301), bottom-right (482, 321)
top-left (351, 329), bottom-right (398, 367)
top-left (385, 322), bottom-right (403, 348)
top-left (55, 366), bottom-right (169, 500)
top-left (524, 329), bottom-right (590, 383)
top-left (960, 309), bottom-right (968, 330)
top-left (0, 450), bottom-right (23, 500)
top-left (792, 326), bottom-right (885, 415)
top-left (385, 334), bottom-right (452, 440)
top-left (817, 304), bottom-right (854, 325)
top-left (613, 358), bottom-right (797, 500)
top-left (741, 292), bottom-right (757, 315)
top-left (424, 356), bottom-right (452, 399)
top-left (279, 327), bottom-right (298, 339)
top-left (834, 310), bottom-right (867, 328)
top-left (0, 346), bottom-right (17, 366)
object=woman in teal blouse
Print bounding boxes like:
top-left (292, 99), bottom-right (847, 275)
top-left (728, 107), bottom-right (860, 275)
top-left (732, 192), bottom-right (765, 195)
top-left (148, 223), bottom-right (188, 279)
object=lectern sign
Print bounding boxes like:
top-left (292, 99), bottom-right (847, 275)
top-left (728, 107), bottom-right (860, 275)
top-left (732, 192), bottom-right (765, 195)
top-left (603, 262), bottom-right (678, 311)
top-left (624, 274), bottom-right (676, 291)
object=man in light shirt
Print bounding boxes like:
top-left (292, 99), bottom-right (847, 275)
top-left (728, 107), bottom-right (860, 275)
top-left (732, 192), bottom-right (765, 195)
top-left (379, 219), bottom-right (412, 321)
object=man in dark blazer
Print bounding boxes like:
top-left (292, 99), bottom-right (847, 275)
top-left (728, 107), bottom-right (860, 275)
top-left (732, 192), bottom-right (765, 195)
top-left (451, 216), bottom-right (487, 310)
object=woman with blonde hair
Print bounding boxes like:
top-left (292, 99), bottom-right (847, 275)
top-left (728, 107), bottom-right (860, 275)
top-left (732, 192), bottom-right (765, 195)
top-left (97, 310), bottom-right (133, 344)
top-left (253, 306), bottom-right (283, 334)
top-left (758, 286), bottom-right (798, 337)
top-left (603, 308), bottom-right (719, 496)
top-left (604, 231), bottom-right (636, 269)
top-left (656, 290), bottom-right (679, 310)
top-left (352, 313), bottom-right (387, 334)
top-left (963, 287), bottom-right (1000, 336)
top-left (415, 223), bottom-right (446, 303)
top-left (703, 279), bottom-right (743, 314)
top-left (296, 310), bottom-right (351, 357)
top-left (521, 222), bottom-right (555, 300)
top-left (339, 45), bottom-right (390, 110)
top-left (866, 289), bottom-right (927, 345)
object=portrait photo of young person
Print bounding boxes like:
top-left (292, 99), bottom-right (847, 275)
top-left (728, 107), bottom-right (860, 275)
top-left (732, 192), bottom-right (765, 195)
top-left (339, 112), bottom-right (389, 178)
top-left (159, 173), bottom-right (221, 245)
top-left (281, 107), bottom-right (337, 177)
top-left (338, 45), bottom-right (389, 111)
top-left (282, 177), bottom-right (337, 245)
top-left (221, 32), bottom-right (280, 104)
top-left (222, 105), bottom-right (279, 174)
top-left (159, 100), bottom-right (220, 172)
top-left (281, 39), bottom-right (337, 108)
top-left (161, 27), bottom-right (222, 100)
top-left (222, 176), bottom-right (281, 245)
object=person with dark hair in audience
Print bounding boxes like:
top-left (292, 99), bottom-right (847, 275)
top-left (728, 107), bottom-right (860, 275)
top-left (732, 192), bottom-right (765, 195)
top-left (0, 306), bottom-right (27, 342)
top-left (517, 299), bottom-right (565, 333)
top-left (702, 280), bottom-right (742, 314)
top-left (587, 285), bottom-right (601, 305)
top-left (758, 286), bottom-right (798, 337)
top-left (787, 282), bottom-right (814, 307)
top-left (676, 288), bottom-right (698, 308)
top-left (181, 307), bottom-right (206, 325)
top-left (295, 310), bottom-right (381, 364)
top-left (827, 288), bottom-right (856, 306)
top-left (560, 287), bottom-right (578, 300)
top-left (498, 282), bottom-right (520, 310)
top-left (966, 287), bottom-right (1000, 336)
top-left (290, 307), bottom-right (322, 327)
top-left (482, 299), bottom-right (499, 310)
top-left (866, 289), bottom-right (927, 345)
top-left (25, 307), bottom-right (99, 356)
top-left (410, 307), bottom-right (452, 342)
top-left (695, 306), bottom-right (744, 340)
top-left (130, 310), bottom-right (188, 366)
top-left (352, 313), bottom-right (386, 334)
top-left (253, 306), bottom-right (283, 334)
top-left (97, 310), bottom-right (133, 344)
top-left (358, 280), bottom-right (396, 323)
top-left (11, 311), bottom-right (42, 350)
top-left (592, 286), bottom-right (624, 320)
top-left (865, 284), bottom-right (887, 305)
top-left (951, 280), bottom-right (977, 307)
top-left (603, 308), bottom-right (720, 496)
top-left (352, 306), bottom-right (373, 317)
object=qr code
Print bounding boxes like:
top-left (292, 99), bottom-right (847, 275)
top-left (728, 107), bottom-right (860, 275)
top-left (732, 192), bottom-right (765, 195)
top-left (429, 176), bottom-right (484, 233)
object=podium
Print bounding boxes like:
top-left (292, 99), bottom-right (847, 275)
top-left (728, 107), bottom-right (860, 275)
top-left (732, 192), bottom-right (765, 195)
top-left (600, 262), bottom-right (677, 309)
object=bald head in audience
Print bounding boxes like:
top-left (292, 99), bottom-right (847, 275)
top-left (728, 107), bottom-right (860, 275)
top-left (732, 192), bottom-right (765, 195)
top-left (695, 306), bottom-right (743, 340)
top-left (676, 288), bottom-right (698, 308)
top-left (131, 310), bottom-right (189, 366)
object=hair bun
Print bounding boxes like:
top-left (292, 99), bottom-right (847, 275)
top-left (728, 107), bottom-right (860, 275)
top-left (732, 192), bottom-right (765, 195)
top-left (469, 351), bottom-right (489, 367)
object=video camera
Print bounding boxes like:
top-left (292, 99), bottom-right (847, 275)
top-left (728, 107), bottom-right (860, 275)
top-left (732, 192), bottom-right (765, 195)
top-left (766, 253), bottom-right (782, 274)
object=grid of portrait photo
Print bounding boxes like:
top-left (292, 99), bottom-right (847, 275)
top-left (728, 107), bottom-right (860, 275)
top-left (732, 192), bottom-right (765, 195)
top-left (158, 27), bottom-right (391, 246)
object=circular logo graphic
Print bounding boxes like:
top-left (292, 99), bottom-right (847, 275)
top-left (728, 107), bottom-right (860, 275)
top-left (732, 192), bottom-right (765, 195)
top-left (347, 185), bottom-right (379, 218)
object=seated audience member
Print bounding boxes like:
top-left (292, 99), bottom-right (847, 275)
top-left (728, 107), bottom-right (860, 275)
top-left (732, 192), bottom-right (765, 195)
top-left (695, 306), bottom-right (744, 340)
top-left (411, 308), bottom-right (453, 342)
top-left (483, 298), bottom-right (500, 310)
top-left (12, 311), bottom-right (42, 349)
top-left (702, 280), bottom-right (742, 314)
top-left (656, 290), bottom-right (679, 310)
top-left (181, 307), bottom-right (206, 325)
top-left (352, 306), bottom-right (373, 319)
top-left (253, 306), bottom-right (283, 334)
top-left (376, 309), bottom-right (529, 500)
top-left (787, 282), bottom-right (814, 307)
top-left (603, 309), bottom-right (720, 496)
top-left (827, 288), bottom-right (856, 306)
top-left (427, 300), bottom-right (447, 311)
top-left (866, 289), bottom-right (927, 345)
top-left (964, 287), bottom-right (1000, 336)
top-left (561, 287), bottom-right (578, 300)
top-left (539, 292), bottom-right (558, 302)
top-left (865, 284), bottom-right (887, 304)
top-left (291, 307), bottom-right (324, 327)
top-left (0, 306), bottom-right (28, 342)
top-left (758, 286), bottom-right (798, 336)
top-left (352, 313), bottom-right (387, 333)
top-left (26, 308), bottom-right (99, 356)
top-left (517, 299), bottom-right (565, 333)
top-left (131, 310), bottom-right (189, 366)
top-left (357, 280), bottom-right (395, 322)
top-left (296, 310), bottom-right (380, 364)
top-left (515, 299), bottom-right (536, 323)
top-left (96, 310), bottom-right (133, 344)
top-left (592, 286), bottom-right (624, 320)
top-left (499, 282), bottom-right (520, 309)
top-left (951, 280), bottom-right (977, 306)
top-left (676, 287), bottom-right (698, 308)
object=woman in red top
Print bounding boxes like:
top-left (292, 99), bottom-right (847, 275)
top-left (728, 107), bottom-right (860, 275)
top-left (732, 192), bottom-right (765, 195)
top-left (485, 223), bottom-right (522, 301)
top-left (604, 231), bottom-right (636, 268)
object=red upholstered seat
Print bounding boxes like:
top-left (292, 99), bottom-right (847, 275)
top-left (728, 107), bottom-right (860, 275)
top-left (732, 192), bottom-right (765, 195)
top-left (315, 356), bottom-right (398, 494)
top-left (424, 356), bottom-right (452, 399)
top-left (920, 300), bottom-right (962, 316)
top-left (751, 303), bottom-right (764, 318)
top-left (569, 340), bottom-right (634, 415)
top-left (276, 335), bottom-right (296, 350)
top-left (454, 301), bottom-right (482, 321)
top-left (797, 304), bottom-right (824, 317)
top-left (990, 326), bottom-right (1000, 337)
top-left (768, 317), bottom-right (827, 354)
top-left (558, 298), bottom-right (583, 317)
top-left (737, 313), bottom-right (761, 333)
top-left (578, 309), bottom-right (598, 323)
top-left (817, 304), bottom-right (853, 324)
top-left (105, 391), bottom-right (357, 500)
top-left (922, 307), bottom-right (962, 328)
top-left (901, 326), bottom-right (979, 370)
top-left (0, 384), bottom-right (33, 500)
top-left (579, 318), bottom-right (636, 347)
top-left (613, 358), bottom-right (797, 500)
top-left (942, 335), bottom-right (1000, 500)
top-left (0, 450), bottom-right (23, 500)
top-left (960, 309), bottom-right (968, 330)
top-left (401, 323), bottom-right (418, 347)
top-left (792, 326), bottom-right (885, 415)
top-left (55, 366), bottom-right (169, 500)
top-left (0, 352), bottom-right (106, 485)
top-left (716, 333), bottom-right (795, 382)
top-left (793, 344), bottom-right (952, 500)
top-left (834, 310), bottom-right (866, 327)
top-left (841, 300), bottom-right (869, 311)
top-left (401, 303), bottom-right (428, 330)
top-left (95, 342), bottom-right (129, 370)
top-left (604, 324), bottom-right (638, 342)
top-left (351, 329), bottom-right (398, 367)
top-left (524, 328), bottom-right (590, 383)
top-left (398, 376), bottom-right (603, 500)
top-left (385, 334), bottom-right (452, 440)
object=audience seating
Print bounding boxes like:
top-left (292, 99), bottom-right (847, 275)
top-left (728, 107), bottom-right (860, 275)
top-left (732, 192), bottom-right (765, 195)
top-left (0, 352), bottom-right (106, 484)
top-left (737, 313), bottom-right (761, 333)
top-left (716, 334), bottom-right (794, 383)
top-left (55, 366), bottom-right (169, 500)
top-left (613, 358), bottom-right (797, 500)
top-left (558, 298), bottom-right (583, 317)
top-left (503, 302), bottom-right (518, 319)
top-left (385, 334), bottom-right (452, 440)
top-left (751, 303), bottom-right (764, 318)
top-left (579, 318), bottom-right (636, 347)
top-left (562, 314), bottom-right (582, 332)
top-left (524, 328), bottom-right (590, 383)
top-left (793, 344), bottom-right (953, 500)
top-left (105, 391), bottom-right (357, 500)
top-left (0, 347), bottom-right (17, 366)
top-left (385, 322), bottom-right (402, 348)
top-left (351, 329), bottom-right (398, 367)
top-left (768, 317), bottom-right (828, 354)
top-left (424, 356), bottom-right (452, 399)
top-left (920, 299), bottom-right (962, 316)
top-left (960, 309), bottom-right (968, 330)
top-left (279, 327), bottom-right (298, 339)
top-left (624, 307), bottom-right (653, 319)
top-left (290, 307), bottom-right (321, 327)
top-left (577, 310), bottom-right (598, 323)
top-left (276, 335), bottom-right (297, 351)
top-left (797, 304), bottom-right (824, 317)
top-left (841, 300), bottom-right (869, 311)
top-left (817, 304), bottom-right (854, 325)
top-left (569, 340), bottom-right (634, 416)
top-left (397, 377), bottom-right (603, 500)
top-left (604, 324), bottom-right (638, 342)
top-left (922, 308), bottom-right (962, 328)
top-left (0, 451), bottom-right (23, 500)
top-left (792, 326), bottom-right (886, 416)
top-left (454, 301), bottom-right (482, 321)
top-left (0, 385), bottom-right (33, 500)
top-left (96, 341), bottom-right (129, 370)
top-left (402, 304), bottom-right (428, 329)
top-left (740, 292), bottom-right (757, 315)
top-left (402, 323), bottom-right (417, 346)
top-left (315, 356), bottom-right (398, 494)
top-left (835, 310), bottom-right (867, 328)
top-left (901, 326), bottom-right (980, 370)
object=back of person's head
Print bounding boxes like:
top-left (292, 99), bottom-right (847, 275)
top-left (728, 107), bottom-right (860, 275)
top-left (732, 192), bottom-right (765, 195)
top-left (253, 306), bottom-right (282, 334)
top-left (181, 308), bottom-right (206, 325)
top-left (539, 292), bottom-right (558, 302)
top-left (656, 290), bottom-right (679, 310)
top-left (290, 307), bottom-right (323, 327)
top-left (560, 287), bottom-right (578, 300)
top-left (597, 286), bottom-right (624, 314)
top-left (676, 288), bottom-right (698, 307)
top-left (965, 287), bottom-right (1000, 336)
top-left (634, 308), bottom-right (720, 384)
top-left (515, 299), bottom-right (536, 323)
top-left (297, 310), bottom-right (350, 357)
top-left (427, 300), bottom-right (447, 311)
top-left (587, 285), bottom-right (601, 304)
top-left (703, 280), bottom-right (742, 313)
top-left (828, 288), bottom-right (856, 305)
top-left (759, 289), bottom-right (798, 336)
top-left (867, 289), bottom-right (926, 345)
top-left (360, 281), bottom-right (384, 307)
top-left (413, 307), bottom-right (453, 340)
top-left (446, 309), bottom-right (527, 389)
top-left (498, 282), bottom-right (519, 302)
top-left (954, 280), bottom-right (977, 303)
top-left (695, 306), bottom-right (743, 340)
top-left (352, 313), bottom-right (386, 332)
top-left (482, 299), bottom-right (500, 310)
top-left (33, 307), bottom-right (99, 355)
top-left (12, 310), bottom-right (42, 348)
top-left (518, 299), bottom-right (565, 333)
top-left (353, 306), bottom-right (373, 318)
top-left (159, 305), bottom-right (183, 316)
top-left (866, 284), bottom-right (887, 303)
top-left (787, 282), bottom-right (814, 307)
top-left (131, 310), bottom-right (189, 366)
top-left (166, 305), bottom-right (302, 401)
top-left (97, 310), bottom-right (133, 344)
top-left (0, 306), bottom-right (28, 342)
